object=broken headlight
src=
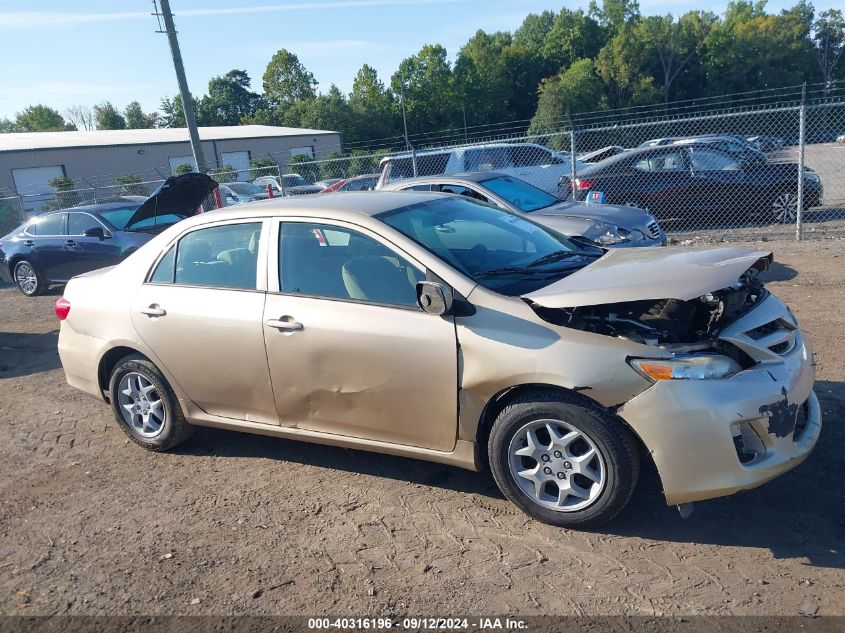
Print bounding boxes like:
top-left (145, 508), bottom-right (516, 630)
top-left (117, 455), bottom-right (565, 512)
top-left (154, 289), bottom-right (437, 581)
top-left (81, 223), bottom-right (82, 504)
top-left (583, 222), bottom-right (629, 246)
top-left (629, 353), bottom-right (743, 381)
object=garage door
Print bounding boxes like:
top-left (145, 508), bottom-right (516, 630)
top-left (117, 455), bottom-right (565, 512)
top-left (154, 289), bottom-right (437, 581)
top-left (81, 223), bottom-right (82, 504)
top-left (221, 151), bottom-right (251, 181)
top-left (12, 165), bottom-right (66, 215)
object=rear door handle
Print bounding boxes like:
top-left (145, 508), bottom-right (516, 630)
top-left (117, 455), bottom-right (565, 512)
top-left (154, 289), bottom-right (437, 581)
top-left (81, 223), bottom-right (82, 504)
top-left (65, 240), bottom-right (78, 247)
top-left (24, 240), bottom-right (34, 247)
top-left (265, 317), bottom-right (303, 332)
top-left (140, 306), bottom-right (166, 317)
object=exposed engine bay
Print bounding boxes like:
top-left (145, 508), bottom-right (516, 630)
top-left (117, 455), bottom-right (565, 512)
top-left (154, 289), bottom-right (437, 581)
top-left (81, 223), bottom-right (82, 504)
top-left (530, 266), bottom-right (766, 346)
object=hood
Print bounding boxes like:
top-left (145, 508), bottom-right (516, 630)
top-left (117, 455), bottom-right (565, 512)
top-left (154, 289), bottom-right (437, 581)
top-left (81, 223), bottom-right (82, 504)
top-left (534, 201), bottom-right (654, 227)
top-left (524, 246), bottom-right (772, 308)
top-left (126, 173), bottom-right (218, 228)
top-left (530, 214), bottom-right (601, 238)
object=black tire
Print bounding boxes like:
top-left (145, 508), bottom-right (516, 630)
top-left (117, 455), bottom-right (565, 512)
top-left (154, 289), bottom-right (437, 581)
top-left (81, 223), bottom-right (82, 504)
top-left (13, 259), bottom-right (46, 296)
top-left (108, 355), bottom-right (192, 451)
top-left (488, 390), bottom-right (640, 529)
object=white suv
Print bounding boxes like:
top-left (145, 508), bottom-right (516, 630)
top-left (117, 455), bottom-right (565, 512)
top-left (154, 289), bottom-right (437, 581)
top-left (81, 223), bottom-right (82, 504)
top-left (376, 143), bottom-right (587, 194)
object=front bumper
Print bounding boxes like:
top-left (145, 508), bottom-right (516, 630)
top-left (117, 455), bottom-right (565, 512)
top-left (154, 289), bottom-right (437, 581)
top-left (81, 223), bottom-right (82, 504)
top-left (618, 329), bottom-right (821, 506)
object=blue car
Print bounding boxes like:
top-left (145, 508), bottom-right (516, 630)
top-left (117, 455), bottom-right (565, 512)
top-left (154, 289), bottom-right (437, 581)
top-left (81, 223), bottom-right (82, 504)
top-left (0, 173), bottom-right (217, 296)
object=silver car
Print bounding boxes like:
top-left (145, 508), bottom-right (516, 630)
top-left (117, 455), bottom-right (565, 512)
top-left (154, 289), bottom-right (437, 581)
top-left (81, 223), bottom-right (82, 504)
top-left (382, 172), bottom-right (665, 248)
top-left (56, 192), bottom-right (820, 528)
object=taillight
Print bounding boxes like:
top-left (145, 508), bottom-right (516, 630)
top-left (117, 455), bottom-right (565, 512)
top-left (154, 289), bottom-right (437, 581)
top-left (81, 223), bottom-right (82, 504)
top-left (570, 179), bottom-right (595, 190)
top-left (55, 297), bottom-right (71, 320)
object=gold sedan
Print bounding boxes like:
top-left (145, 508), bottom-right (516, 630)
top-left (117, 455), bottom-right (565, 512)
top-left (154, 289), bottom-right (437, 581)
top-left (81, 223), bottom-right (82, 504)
top-left (56, 191), bottom-right (821, 528)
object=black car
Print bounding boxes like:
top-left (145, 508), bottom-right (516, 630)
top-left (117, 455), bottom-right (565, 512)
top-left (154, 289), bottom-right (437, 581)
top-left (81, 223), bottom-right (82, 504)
top-left (564, 145), bottom-right (823, 223)
top-left (0, 173), bottom-right (217, 296)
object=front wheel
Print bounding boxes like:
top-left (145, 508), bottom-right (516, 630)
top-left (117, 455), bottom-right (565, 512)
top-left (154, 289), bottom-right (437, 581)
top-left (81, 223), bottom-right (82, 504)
top-left (108, 355), bottom-right (192, 451)
top-left (13, 260), bottom-right (46, 296)
top-left (488, 391), bottom-right (640, 528)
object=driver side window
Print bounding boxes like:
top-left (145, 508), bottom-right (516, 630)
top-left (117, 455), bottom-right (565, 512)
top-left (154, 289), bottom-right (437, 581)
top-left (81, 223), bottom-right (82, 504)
top-left (279, 223), bottom-right (425, 308)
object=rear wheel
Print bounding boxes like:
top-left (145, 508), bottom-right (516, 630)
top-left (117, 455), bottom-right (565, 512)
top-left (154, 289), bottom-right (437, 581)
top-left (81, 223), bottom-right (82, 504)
top-left (488, 390), bottom-right (640, 528)
top-left (772, 191), bottom-right (798, 224)
top-left (13, 260), bottom-right (45, 296)
top-left (108, 355), bottom-right (192, 451)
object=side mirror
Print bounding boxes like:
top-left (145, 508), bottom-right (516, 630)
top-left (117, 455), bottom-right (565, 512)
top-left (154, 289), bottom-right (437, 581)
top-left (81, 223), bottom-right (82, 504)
top-left (416, 281), bottom-right (453, 315)
top-left (83, 226), bottom-right (106, 240)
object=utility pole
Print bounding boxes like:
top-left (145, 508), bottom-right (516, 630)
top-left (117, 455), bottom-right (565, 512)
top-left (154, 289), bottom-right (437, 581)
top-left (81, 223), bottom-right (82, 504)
top-left (399, 76), bottom-right (411, 151)
top-left (152, 0), bottom-right (207, 173)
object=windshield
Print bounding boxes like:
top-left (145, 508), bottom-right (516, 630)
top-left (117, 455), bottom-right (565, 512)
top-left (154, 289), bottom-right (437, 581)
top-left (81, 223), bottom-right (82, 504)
top-left (283, 174), bottom-right (308, 187)
top-left (480, 176), bottom-right (558, 212)
top-left (377, 197), bottom-right (602, 295)
top-left (227, 182), bottom-right (264, 195)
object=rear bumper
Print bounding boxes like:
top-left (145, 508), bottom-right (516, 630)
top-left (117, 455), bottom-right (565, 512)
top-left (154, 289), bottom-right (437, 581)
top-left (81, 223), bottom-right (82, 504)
top-left (0, 259), bottom-right (11, 283)
top-left (57, 322), bottom-right (109, 400)
top-left (618, 333), bottom-right (821, 506)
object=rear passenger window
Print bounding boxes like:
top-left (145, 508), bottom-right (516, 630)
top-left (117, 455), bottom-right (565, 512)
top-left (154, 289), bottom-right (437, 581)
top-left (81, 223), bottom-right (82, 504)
top-left (28, 213), bottom-right (66, 236)
top-left (150, 222), bottom-right (262, 289)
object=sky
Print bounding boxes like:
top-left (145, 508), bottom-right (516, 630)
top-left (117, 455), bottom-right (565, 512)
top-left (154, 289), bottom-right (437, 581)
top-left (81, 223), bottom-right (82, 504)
top-left (0, 0), bottom-right (806, 121)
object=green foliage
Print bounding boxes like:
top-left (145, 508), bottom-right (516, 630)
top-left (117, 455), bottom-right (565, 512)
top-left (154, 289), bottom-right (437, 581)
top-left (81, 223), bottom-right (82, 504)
top-left (248, 157), bottom-right (278, 180)
top-left (115, 173), bottom-right (146, 196)
top-left (94, 102), bottom-right (126, 130)
top-left (15, 105), bottom-right (74, 132)
top-left (173, 163), bottom-right (194, 176)
top-left (319, 151), bottom-right (348, 179)
top-left (44, 176), bottom-right (81, 211)
top-left (124, 101), bottom-right (157, 129)
top-left (209, 164), bottom-right (237, 183)
top-left (0, 198), bottom-right (24, 235)
top-left (392, 44), bottom-right (460, 133)
top-left (199, 70), bottom-right (264, 126)
top-left (263, 49), bottom-right (317, 106)
top-left (158, 95), bottom-right (199, 128)
top-left (1, 118), bottom-right (17, 133)
top-left (347, 64), bottom-right (397, 142)
top-left (287, 154), bottom-right (320, 183)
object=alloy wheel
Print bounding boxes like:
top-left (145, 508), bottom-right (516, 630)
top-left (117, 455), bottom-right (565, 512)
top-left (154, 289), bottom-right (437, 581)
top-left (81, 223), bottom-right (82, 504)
top-left (507, 418), bottom-right (606, 512)
top-left (14, 262), bottom-right (38, 295)
top-left (772, 192), bottom-right (798, 224)
top-left (117, 372), bottom-right (166, 437)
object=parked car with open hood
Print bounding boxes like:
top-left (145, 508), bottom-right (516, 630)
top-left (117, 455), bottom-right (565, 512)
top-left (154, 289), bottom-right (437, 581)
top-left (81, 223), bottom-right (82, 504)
top-left (564, 145), bottom-right (823, 223)
top-left (383, 172), bottom-right (665, 248)
top-left (0, 173), bottom-right (217, 296)
top-left (56, 191), bottom-right (820, 528)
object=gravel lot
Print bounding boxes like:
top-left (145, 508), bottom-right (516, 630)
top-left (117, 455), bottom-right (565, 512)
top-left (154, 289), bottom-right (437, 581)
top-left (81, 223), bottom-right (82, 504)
top-left (0, 236), bottom-right (843, 617)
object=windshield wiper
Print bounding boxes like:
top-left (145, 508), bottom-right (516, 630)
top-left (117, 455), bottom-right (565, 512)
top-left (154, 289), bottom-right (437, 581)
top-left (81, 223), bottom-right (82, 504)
top-left (527, 250), bottom-right (597, 268)
top-left (476, 265), bottom-right (580, 278)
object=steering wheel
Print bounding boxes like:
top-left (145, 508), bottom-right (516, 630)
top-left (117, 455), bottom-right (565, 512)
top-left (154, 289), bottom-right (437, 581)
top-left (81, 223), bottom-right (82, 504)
top-left (459, 244), bottom-right (488, 270)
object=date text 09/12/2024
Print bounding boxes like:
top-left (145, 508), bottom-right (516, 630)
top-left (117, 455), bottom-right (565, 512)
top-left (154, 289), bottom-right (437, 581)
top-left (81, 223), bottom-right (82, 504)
top-left (307, 618), bottom-right (527, 630)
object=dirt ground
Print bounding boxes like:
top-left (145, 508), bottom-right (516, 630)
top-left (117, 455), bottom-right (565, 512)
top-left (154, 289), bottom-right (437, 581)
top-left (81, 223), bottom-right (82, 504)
top-left (0, 236), bottom-right (843, 618)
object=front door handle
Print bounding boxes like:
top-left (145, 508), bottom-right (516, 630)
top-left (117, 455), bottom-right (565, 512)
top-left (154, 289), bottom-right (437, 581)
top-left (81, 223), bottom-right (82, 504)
top-left (65, 240), bottom-right (78, 247)
top-left (140, 306), bottom-right (166, 317)
top-left (265, 317), bottom-right (303, 332)
top-left (23, 240), bottom-right (34, 247)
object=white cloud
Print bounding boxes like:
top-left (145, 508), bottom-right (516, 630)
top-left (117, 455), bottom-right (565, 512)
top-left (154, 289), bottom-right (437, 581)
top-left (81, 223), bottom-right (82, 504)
top-left (0, 0), bottom-right (468, 30)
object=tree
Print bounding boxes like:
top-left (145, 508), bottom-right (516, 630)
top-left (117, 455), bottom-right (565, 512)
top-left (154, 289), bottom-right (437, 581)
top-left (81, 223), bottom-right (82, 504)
top-left (45, 176), bottom-right (81, 210)
top-left (158, 95), bottom-right (199, 128)
top-left (0, 118), bottom-right (15, 133)
top-left (173, 163), bottom-right (194, 176)
top-left (319, 151), bottom-right (349, 179)
top-left (454, 30), bottom-right (515, 127)
top-left (249, 156), bottom-right (278, 180)
top-left (528, 59), bottom-right (605, 146)
top-left (124, 101), bottom-right (157, 129)
top-left (513, 11), bottom-right (556, 52)
top-left (209, 164), bottom-right (237, 183)
top-left (589, 0), bottom-right (641, 34)
top-left (596, 25), bottom-right (660, 108)
top-left (115, 173), bottom-right (147, 196)
top-left (391, 44), bottom-right (460, 134)
top-left (262, 49), bottom-right (317, 106)
top-left (542, 9), bottom-right (605, 72)
top-left (199, 69), bottom-right (263, 126)
top-left (93, 102), bottom-right (126, 130)
top-left (15, 105), bottom-right (74, 132)
top-left (293, 85), bottom-right (353, 135)
top-left (348, 64), bottom-right (397, 143)
top-left (65, 105), bottom-right (95, 131)
top-left (813, 9), bottom-right (845, 91)
top-left (701, 1), bottom-right (816, 95)
top-left (638, 12), bottom-right (717, 104)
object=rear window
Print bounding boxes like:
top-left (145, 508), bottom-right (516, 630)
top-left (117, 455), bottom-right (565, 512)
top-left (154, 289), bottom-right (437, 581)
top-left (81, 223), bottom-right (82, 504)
top-left (27, 213), bottom-right (66, 236)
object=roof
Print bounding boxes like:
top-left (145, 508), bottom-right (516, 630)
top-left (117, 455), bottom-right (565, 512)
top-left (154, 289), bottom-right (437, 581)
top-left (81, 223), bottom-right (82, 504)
top-left (0, 125), bottom-right (339, 152)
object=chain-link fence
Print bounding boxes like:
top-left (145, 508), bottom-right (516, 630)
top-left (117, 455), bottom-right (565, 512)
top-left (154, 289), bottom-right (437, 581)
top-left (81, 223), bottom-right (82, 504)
top-left (1, 93), bottom-right (843, 243)
top-left (281, 98), bottom-right (845, 242)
